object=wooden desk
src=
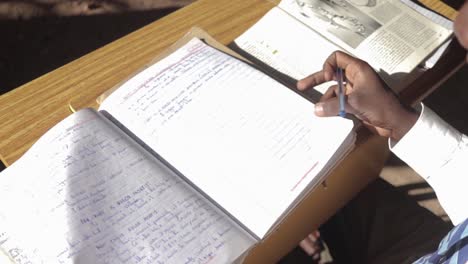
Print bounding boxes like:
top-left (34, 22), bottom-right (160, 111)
top-left (0, 0), bottom-right (463, 263)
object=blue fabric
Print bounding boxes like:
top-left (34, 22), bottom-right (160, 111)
top-left (414, 218), bottom-right (468, 263)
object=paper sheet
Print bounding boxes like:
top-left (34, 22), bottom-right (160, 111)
top-left (100, 38), bottom-right (354, 238)
top-left (399, 0), bottom-right (453, 68)
top-left (0, 109), bottom-right (255, 263)
top-left (235, 7), bottom-right (341, 94)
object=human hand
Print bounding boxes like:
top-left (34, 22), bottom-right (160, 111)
top-left (299, 230), bottom-right (323, 262)
top-left (297, 51), bottom-right (418, 141)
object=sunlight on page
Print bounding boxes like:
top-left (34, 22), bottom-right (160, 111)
top-left (0, 109), bottom-right (255, 263)
top-left (100, 38), bottom-right (354, 238)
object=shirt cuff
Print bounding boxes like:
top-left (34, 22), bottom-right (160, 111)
top-left (389, 103), bottom-right (463, 181)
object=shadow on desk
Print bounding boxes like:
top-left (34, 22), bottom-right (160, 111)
top-left (441, 0), bottom-right (464, 10)
top-left (0, 7), bottom-right (183, 95)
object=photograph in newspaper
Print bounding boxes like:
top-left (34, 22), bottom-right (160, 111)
top-left (295, 0), bottom-right (382, 48)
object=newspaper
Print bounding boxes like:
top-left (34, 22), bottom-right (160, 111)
top-left (399, 0), bottom-right (453, 68)
top-left (278, 0), bottom-right (452, 74)
top-left (234, 0), bottom-right (452, 92)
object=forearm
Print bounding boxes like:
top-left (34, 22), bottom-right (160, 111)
top-left (390, 104), bottom-right (468, 225)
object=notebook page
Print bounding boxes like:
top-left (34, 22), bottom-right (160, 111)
top-left (100, 38), bottom-right (354, 238)
top-left (0, 109), bottom-right (255, 264)
top-left (234, 6), bottom-right (341, 93)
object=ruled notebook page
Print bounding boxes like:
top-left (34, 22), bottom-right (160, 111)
top-left (100, 38), bottom-right (355, 238)
top-left (0, 109), bottom-right (255, 263)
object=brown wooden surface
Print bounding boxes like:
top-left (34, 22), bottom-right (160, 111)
top-left (419, 0), bottom-right (459, 20)
top-left (0, 0), bottom-right (274, 166)
top-left (0, 0), bottom-right (464, 263)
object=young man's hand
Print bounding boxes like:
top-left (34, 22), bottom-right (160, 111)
top-left (297, 51), bottom-right (417, 141)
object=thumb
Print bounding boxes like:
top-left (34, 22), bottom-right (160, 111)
top-left (314, 98), bottom-right (340, 117)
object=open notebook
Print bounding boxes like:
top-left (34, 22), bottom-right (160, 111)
top-left (0, 36), bottom-right (355, 263)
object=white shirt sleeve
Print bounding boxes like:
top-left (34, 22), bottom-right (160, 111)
top-left (389, 103), bottom-right (468, 225)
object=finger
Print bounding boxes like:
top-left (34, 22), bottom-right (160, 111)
top-left (298, 50), bottom-right (359, 90)
top-left (323, 51), bottom-right (355, 73)
top-left (315, 96), bottom-right (356, 117)
top-left (320, 84), bottom-right (338, 102)
top-left (345, 82), bottom-right (353, 95)
top-left (312, 230), bottom-right (320, 238)
top-left (324, 51), bottom-right (365, 82)
top-left (297, 71), bottom-right (329, 91)
top-left (315, 97), bottom-right (340, 117)
top-left (299, 237), bottom-right (320, 256)
top-left (307, 234), bottom-right (317, 243)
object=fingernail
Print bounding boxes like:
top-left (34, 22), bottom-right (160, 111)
top-left (308, 234), bottom-right (317, 242)
top-left (315, 103), bottom-right (323, 115)
top-left (297, 80), bottom-right (304, 90)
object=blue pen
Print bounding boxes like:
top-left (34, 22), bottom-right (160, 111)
top-left (337, 68), bottom-right (346, 117)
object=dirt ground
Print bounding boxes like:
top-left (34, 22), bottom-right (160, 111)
top-left (0, 0), bottom-right (193, 95)
top-left (1, 0), bottom-right (468, 263)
